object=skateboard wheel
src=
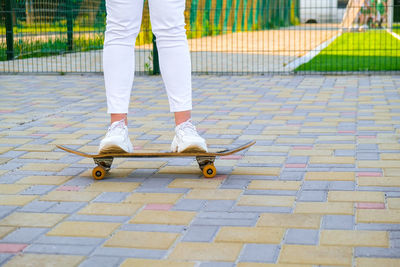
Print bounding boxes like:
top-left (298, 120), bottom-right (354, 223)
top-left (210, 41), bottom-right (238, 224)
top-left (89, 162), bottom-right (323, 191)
top-left (202, 164), bottom-right (216, 178)
top-left (92, 166), bottom-right (106, 180)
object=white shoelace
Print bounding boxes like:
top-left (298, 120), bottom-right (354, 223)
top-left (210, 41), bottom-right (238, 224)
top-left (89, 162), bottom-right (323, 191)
top-left (176, 120), bottom-right (199, 137)
top-left (106, 120), bottom-right (126, 137)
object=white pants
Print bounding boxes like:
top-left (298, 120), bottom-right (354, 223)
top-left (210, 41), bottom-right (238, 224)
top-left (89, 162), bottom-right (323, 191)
top-left (103, 0), bottom-right (192, 113)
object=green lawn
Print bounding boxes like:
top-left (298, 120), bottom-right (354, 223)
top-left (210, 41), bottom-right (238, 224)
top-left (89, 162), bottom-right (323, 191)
top-left (295, 31), bottom-right (400, 72)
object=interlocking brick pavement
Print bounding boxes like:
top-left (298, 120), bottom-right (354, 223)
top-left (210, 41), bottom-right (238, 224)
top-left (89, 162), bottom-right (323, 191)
top-left (0, 74), bottom-right (399, 266)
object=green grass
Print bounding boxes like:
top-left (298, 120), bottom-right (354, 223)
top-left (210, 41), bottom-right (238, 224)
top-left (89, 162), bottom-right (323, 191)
top-left (296, 31), bottom-right (400, 72)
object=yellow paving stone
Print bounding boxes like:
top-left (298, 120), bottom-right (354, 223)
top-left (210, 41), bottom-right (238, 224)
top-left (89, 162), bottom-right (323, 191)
top-left (85, 182), bottom-right (140, 192)
top-left (0, 226), bottom-right (15, 238)
top-left (0, 138), bottom-right (31, 145)
top-left (0, 158), bottom-right (11, 164)
top-left (238, 195), bottom-right (295, 207)
top-left (249, 146), bottom-right (290, 153)
top-left (356, 257), bottom-right (400, 267)
top-left (0, 170), bottom-right (7, 176)
top-left (104, 231), bottom-right (179, 249)
top-left (78, 203), bottom-right (142, 216)
top-left (123, 193), bottom-right (183, 204)
top-left (0, 195), bottom-right (37, 206)
top-left (19, 152), bottom-right (65, 160)
top-left (315, 144), bottom-right (355, 150)
top-left (384, 169), bottom-right (400, 177)
top-left (247, 180), bottom-right (301, 190)
top-left (16, 175), bottom-right (72, 185)
top-left (357, 177), bottom-right (400, 187)
top-left (257, 213), bottom-right (321, 229)
top-left (276, 138), bottom-right (315, 144)
top-left (158, 166), bottom-right (200, 175)
top-left (130, 210), bottom-right (196, 225)
top-left (328, 191), bottom-right (385, 203)
top-left (0, 147), bottom-right (13, 154)
top-left (320, 230), bottom-right (389, 247)
top-left (240, 156), bottom-right (286, 164)
top-left (169, 242), bottom-right (242, 262)
top-left (279, 245), bottom-right (352, 266)
top-left (4, 254), bottom-right (85, 267)
top-left (44, 133), bottom-right (85, 139)
top-left (309, 157), bottom-right (355, 165)
top-left (0, 212), bottom-right (67, 227)
top-left (215, 226), bottom-right (284, 244)
top-left (295, 202), bottom-right (354, 215)
top-left (289, 150), bottom-right (332, 156)
top-left (185, 189), bottom-right (242, 200)
top-left (380, 153), bottom-right (400, 160)
top-left (231, 167), bottom-right (281, 176)
top-left (47, 221), bottom-right (120, 238)
top-left (305, 172), bottom-right (355, 181)
top-left (0, 184), bottom-right (30, 194)
top-left (40, 191), bottom-right (100, 202)
top-left (117, 160), bottom-right (166, 169)
top-left (358, 160), bottom-right (400, 168)
top-left (237, 264), bottom-right (311, 267)
top-left (357, 210), bottom-right (400, 223)
top-left (20, 163), bottom-right (69, 172)
top-left (388, 198), bottom-right (400, 209)
top-left (168, 179), bottom-right (222, 189)
top-left (120, 259), bottom-right (195, 267)
top-left (14, 144), bottom-right (54, 151)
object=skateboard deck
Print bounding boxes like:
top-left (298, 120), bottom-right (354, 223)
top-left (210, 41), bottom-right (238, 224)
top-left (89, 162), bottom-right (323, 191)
top-left (56, 140), bottom-right (255, 179)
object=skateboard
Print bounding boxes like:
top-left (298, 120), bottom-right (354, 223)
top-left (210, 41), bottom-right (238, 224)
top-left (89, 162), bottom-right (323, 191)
top-left (56, 141), bottom-right (255, 180)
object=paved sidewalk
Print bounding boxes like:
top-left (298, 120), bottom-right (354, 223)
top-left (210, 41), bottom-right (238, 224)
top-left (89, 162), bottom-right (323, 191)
top-left (0, 74), bottom-right (399, 266)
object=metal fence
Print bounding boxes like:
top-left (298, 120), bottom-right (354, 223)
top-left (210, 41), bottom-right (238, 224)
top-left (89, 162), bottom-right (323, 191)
top-left (1, 0), bottom-right (399, 74)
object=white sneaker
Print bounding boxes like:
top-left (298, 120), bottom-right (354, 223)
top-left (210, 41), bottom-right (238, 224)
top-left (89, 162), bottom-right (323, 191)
top-left (98, 119), bottom-right (133, 154)
top-left (171, 120), bottom-right (208, 153)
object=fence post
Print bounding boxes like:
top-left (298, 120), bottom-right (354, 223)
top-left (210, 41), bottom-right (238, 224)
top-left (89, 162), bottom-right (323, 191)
top-left (5, 0), bottom-right (14, 60)
top-left (388, 0), bottom-right (393, 32)
top-left (152, 33), bottom-right (160, 74)
top-left (66, 0), bottom-right (73, 51)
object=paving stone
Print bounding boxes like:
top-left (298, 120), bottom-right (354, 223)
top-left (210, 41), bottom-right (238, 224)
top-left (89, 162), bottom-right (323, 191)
top-left (169, 242), bottom-right (242, 262)
top-left (47, 221), bottom-right (120, 238)
top-left (295, 202), bottom-right (354, 215)
top-left (120, 258), bottom-right (195, 267)
top-left (104, 231), bottom-right (179, 249)
top-left (185, 189), bottom-right (242, 200)
top-left (182, 226), bottom-right (218, 242)
top-left (285, 229), bottom-right (319, 245)
top-left (46, 202), bottom-right (88, 213)
top-left (93, 192), bottom-right (130, 203)
top-left (355, 247), bottom-right (400, 258)
top-left (298, 190), bottom-right (326, 202)
top-left (121, 223), bottom-right (185, 233)
top-left (257, 213), bottom-right (321, 229)
top-left (1, 227), bottom-right (48, 243)
top-left (130, 210), bottom-right (196, 225)
top-left (239, 244), bottom-right (280, 263)
top-left (322, 215), bottom-right (354, 230)
top-left (238, 195), bottom-right (295, 207)
top-left (78, 256), bottom-right (122, 267)
top-left (24, 243), bottom-right (95, 255)
top-left (215, 226), bottom-right (284, 244)
top-left (355, 258), bottom-right (400, 267)
top-left (85, 182), bottom-right (140, 192)
top-left (172, 199), bottom-right (206, 211)
top-left (123, 193), bottom-right (183, 204)
top-left (357, 210), bottom-right (400, 223)
top-left (3, 254), bottom-right (85, 267)
top-left (0, 212), bottom-right (67, 227)
top-left (321, 230), bottom-right (389, 247)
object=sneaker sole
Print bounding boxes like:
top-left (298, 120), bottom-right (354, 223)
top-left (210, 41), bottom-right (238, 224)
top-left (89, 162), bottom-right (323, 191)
top-left (179, 145), bottom-right (207, 153)
top-left (99, 144), bottom-right (130, 154)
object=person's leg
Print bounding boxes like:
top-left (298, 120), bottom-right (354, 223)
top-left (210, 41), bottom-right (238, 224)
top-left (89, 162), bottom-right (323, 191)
top-left (149, 0), bottom-right (207, 152)
top-left (103, 0), bottom-right (144, 125)
top-left (99, 0), bottom-right (143, 153)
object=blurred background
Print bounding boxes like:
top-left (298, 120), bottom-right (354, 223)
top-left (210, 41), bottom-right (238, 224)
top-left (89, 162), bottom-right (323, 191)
top-left (0, 0), bottom-right (399, 74)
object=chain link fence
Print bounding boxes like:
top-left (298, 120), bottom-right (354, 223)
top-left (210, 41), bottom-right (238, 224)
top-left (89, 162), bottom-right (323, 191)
top-left (1, 0), bottom-right (399, 74)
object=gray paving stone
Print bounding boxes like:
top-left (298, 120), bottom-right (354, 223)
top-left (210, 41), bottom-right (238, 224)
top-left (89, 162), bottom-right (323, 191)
top-left (24, 244), bottom-right (95, 255)
top-left (18, 200), bottom-right (56, 212)
top-left (203, 200), bottom-right (235, 212)
top-left (34, 236), bottom-right (104, 246)
top-left (46, 202), bottom-right (87, 213)
top-left (298, 190), bottom-right (326, 202)
top-left (239, 244), bottom-right (280, 263)
top-left (67, 214), bottom-right (129, 223)
top-left (182, 226), bottom-right (218, 242)
top-left (79, 256), bottom-right (122, 267)
top-left (20, 185), bottom-right (55, 195)
top-left (356, 224), bottom-right (400, 231)
top-left (328, 181), bottom-right (355, 191)
top-left (0, 254), bottom-right (13, 265)
top-left (94, 192), bottom-right (130, 203)
top-left (199, 262), bottom-right (234, 267)
top-left (92, 247), bottom-right (165, 258)
top-left (302, 181), bottom-right (329, 190)
top-left (355, 247), bottom-right (400, 258)
top-left (0, 206), bottom-right (18, 219)
top-left (172, 199), bottom-right (205, 211)
top-left (1, 227), bottom-right (48, 243)
top-left (232, 206), bottom-right (292, 213)
top-left (322, 215), bottom-right (354, 230)
top-left (245, 190), bottom-right (297, 196)
top-left (285, 229), bottom-right (319, 245)
top-left (192, 218), bottom-right (255, 227)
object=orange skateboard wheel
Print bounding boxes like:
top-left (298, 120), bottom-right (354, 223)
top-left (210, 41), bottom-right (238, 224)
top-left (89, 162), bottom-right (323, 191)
top-left (202, 164), bottom-right (216, 178)
top-left (92, 166), bottom-right (106, 180)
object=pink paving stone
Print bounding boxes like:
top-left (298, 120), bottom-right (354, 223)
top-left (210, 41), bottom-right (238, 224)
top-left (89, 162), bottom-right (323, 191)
top-left (285, 163), bottom-right (307, 168)
top-left (56, 186), bottom-right (82, 191)
top-left (356, 203), bottom-right (386, 209)
top-left (54, 124), bottom-right (70, 128)
top-left (293, 146), bottom-right (313, 150)
top-left (0, 244), bottom-right (28, 253)
top-left (357, 172), bottom-right (382, 177)
top-left (31, 133), bottom-right (48, 137)
top-left (0, 110), bottom-right (13, 113)
top-left (213, 174), bottom-right (228, 180)
top-left (220, 155), bottom-right (243, 160)
top-left (134, 146), bottom-right (143, 150)
top-left (144, 204), bottom-right (173, 210)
